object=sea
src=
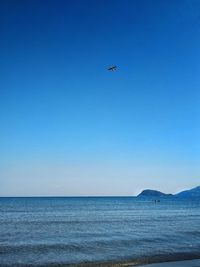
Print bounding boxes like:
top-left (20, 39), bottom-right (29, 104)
top-left (0, 197), bottom-right (200, 266)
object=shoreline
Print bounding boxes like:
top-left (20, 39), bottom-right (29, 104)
top-left (56, 253), bottom-right (200, 267)
top-left (137, 259), bottom-right (200, 266)
top-left (1, 254), bottom-right (200, 267)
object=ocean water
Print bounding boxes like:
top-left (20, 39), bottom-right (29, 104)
top-left (0, 197), bottom-right (200, 266)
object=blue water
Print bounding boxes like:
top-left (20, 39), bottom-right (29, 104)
top-left (0, 197), bottom-right (200, 266)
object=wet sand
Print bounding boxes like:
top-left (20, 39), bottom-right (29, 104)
top-left (62, 258), bottom-right (200, 267)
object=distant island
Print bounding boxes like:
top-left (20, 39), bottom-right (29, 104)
top-left (136, 186), bottom-right (200, 200)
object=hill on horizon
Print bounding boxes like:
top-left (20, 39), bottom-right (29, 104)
top-left (136, 186), bottom-right (200, 199)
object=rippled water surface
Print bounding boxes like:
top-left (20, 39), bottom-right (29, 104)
top-left (0, 197), bottom-right (200, 266)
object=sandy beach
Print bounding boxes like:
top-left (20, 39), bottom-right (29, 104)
top-left (138, 259), bottom-right (200, 267)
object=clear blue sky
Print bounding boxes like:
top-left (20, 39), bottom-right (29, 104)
top-left (0, 0), bottom-right (199, 196)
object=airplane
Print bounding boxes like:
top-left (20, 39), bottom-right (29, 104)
top-left (108, 65), bottom-right (117, 71)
